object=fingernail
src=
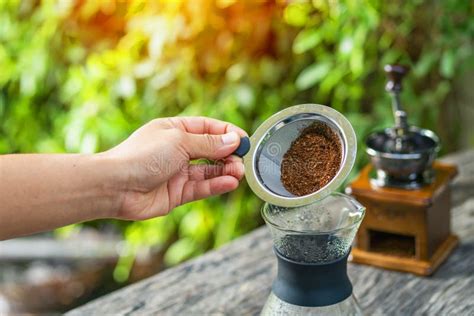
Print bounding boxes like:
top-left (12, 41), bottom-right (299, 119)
top-left (221, 131), bottom-right (239, 145)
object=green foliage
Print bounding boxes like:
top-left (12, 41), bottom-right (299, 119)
top-left (1, 0), bottom-right (472, 279)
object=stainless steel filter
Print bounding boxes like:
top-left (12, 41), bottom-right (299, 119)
top-left (244, 104), bottom-right (357, 207)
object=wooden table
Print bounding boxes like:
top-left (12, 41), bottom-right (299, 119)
top-left (68, 150), bottom-right (474, 316)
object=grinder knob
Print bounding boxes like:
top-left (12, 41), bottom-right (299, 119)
top-left (384, 64), bottom-right (408, 93)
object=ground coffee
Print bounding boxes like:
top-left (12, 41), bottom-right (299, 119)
top-left (280, 122), bottom-right (342, 196)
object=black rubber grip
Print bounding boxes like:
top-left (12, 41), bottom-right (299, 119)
top-left (272, 248), bottom-right (353, 307)
top-left (233, 136), bottom-right (250, 157)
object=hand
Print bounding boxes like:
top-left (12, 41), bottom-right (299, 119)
top-left (105, 117), bottom-right (247, 220)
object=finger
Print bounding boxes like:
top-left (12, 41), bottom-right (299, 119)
top-left (223, 160), bottom-right (245, 180)
top-left (168, 116), bottom-right (248, 137)
top-left (188, 164), bottom-right (224, 181)
top-left (224, 155), bottom-right (243, 164)
top-left (180, 176), bottom-right (239, 204)
top-left (188, 161), bottom-right (244, 181)
top-left (183, 131), bottom-right (241, 160)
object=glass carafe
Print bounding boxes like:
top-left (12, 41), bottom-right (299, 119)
top-left (261, 193), bottom-right (365, 316)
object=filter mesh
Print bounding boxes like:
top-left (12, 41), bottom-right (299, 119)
top-left (255, 115), bottom-right (343, 198)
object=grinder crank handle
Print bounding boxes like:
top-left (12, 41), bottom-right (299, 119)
top-left (384, 64), bottom-right (409, 133)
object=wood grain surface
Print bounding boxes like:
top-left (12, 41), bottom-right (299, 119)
top-left (67, 150), bottom-right (474, 316)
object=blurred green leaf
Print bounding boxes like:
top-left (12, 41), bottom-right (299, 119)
top-left (293, 28), bottom-right (322, 54)
top-left (414, 51), bottom-right (437, 77)
top-left (284, 2), bottom-right (312, 27)
top-left (164, 238), bottom-right (199, 266)
top-left (296, 61), bottom-right (332, 90)
top-left (440, 49), bottom-right (455, 78)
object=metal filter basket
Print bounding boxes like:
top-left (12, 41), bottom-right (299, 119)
top-left (243, 104), bottom-right (357, 207)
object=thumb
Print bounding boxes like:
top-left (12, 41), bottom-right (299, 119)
top-left (182, 131), bottom-right (241, 160)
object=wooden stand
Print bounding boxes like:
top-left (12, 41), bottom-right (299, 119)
top-left (346, 162), bottom-right (458, 276)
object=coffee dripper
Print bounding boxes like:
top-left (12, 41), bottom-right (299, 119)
top-left (236, 104), bottom-right (365, 315)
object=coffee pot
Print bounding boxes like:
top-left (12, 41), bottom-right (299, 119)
top-left (260, 193), bottom-right (365, 316)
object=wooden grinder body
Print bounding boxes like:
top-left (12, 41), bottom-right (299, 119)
top-left (347, 162), bottom-right (458, 276)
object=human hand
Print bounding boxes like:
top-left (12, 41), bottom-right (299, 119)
top-left (104, 117), bottom-right (247, 220)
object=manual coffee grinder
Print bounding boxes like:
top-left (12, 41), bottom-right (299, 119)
top-left (346, 65), bottom-right (458, 276)
top-left (239, 104), bottom-right (365, 315)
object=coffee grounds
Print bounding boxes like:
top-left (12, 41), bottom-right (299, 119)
top-left (280, 122), bottom-right (342, 196)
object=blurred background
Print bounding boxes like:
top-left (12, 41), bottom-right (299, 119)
top-left (0, 0), bottom-right (472, 313)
